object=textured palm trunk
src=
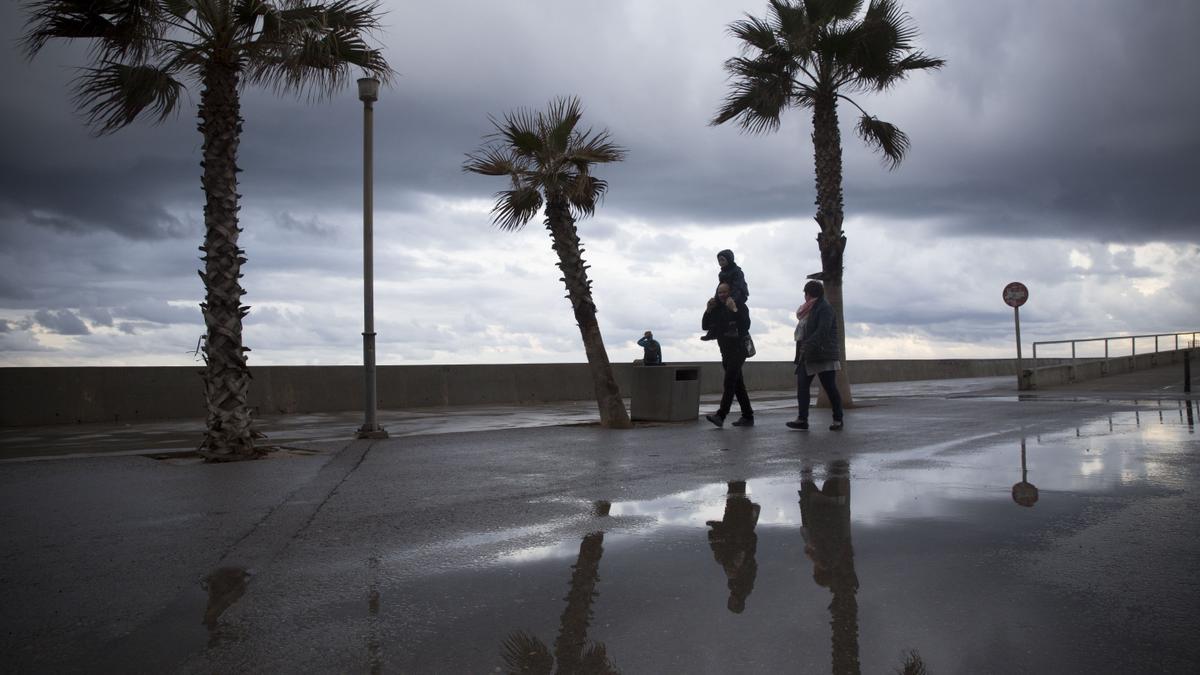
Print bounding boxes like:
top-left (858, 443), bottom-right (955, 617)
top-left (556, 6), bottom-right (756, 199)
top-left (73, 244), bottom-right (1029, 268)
top-left (544, 196), bottom-right (632, 429)
top-left (553, 532), bottom-right (605, 673)
top-left (810, 93), bottom-right (854, 407)
top-left (197, 63), bottom-right (260, 461)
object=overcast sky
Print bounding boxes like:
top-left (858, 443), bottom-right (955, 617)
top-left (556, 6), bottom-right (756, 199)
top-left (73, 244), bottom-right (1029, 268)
top-left (1, 0), bottom-right (1197, 368)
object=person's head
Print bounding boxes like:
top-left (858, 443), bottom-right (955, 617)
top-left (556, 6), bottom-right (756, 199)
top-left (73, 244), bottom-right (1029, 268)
top-left (644, 330), bottom-right (653, 338)
top-left (716, 283), bottom-right (731, 301)
top-left (803, 280), bottom-right (824, 301)
top-left (717, 249), bottom-right (735, 268)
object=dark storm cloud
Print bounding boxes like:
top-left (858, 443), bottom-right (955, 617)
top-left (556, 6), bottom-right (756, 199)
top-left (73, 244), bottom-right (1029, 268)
top-left (0, 168), bottom-right (199, 241)
top-left (3, 0), bottom-right (1196, 246)
top-left (277, 211), bottom-right (336, 237)
top-left (33, 309), bottom-right (89, 335)
top-left (78, 306), bottom-right (113, 327)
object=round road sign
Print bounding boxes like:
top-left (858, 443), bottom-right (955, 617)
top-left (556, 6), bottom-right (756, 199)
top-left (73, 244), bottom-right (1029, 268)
top-left (1003, 282), bottom-right (1028, 308)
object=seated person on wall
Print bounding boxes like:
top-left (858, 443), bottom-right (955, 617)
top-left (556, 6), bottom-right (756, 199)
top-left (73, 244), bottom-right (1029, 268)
top-left (637, 330), bottom-right (662, 365)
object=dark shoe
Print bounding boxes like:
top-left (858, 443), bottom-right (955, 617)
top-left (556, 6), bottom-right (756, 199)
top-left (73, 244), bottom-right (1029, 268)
top-left (705, 414), bottom-right (725, 428)
top-left (786, 419), bottom-right (809, 430)
top-left (731, 416), bottom-right (754, 427)
top-left (829, 420), bottom-right (844, 431)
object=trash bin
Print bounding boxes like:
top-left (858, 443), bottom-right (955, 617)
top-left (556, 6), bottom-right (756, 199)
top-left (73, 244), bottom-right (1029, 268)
top-left (631, 364), bottom-right (701, 421)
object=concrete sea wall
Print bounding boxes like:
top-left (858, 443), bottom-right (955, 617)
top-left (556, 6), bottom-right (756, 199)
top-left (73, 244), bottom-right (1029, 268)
top-left (0, 359), bottom-right (1044, 427)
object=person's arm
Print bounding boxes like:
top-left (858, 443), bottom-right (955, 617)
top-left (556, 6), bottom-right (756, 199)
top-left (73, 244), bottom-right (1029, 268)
top-left (637, 336), bottom-right (649, 348)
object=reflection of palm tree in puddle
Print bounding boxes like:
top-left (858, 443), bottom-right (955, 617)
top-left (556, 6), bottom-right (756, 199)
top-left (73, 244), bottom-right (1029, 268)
top-left (501, 501), bottom-right (618, 674)
top-left (799, 461), bottom-right (859, 675)
top-left (706, 480), bottom-right (761, 614)
top-left (1011, 437), bottom-right (1039, 507)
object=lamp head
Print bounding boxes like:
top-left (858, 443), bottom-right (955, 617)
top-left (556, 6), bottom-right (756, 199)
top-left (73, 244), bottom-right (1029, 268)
top-left (357, 77), bottom-right (380, 103)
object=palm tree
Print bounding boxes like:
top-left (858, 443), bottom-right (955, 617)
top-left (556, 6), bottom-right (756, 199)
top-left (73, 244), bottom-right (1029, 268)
top-left (464, 97), bottom-right (632, 429)
top-left (22, 0), bottom-right (392, 461)
top-left (712, 0), bottom-right (944, 403)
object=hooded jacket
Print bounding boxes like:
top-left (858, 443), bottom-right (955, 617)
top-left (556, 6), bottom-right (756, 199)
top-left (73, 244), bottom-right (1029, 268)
top-left (716, 249), bottom-right (749, 304)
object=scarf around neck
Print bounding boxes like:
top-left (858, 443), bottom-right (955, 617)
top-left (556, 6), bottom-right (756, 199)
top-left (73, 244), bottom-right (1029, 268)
top-left (794, 298), bottom-right (816, 341)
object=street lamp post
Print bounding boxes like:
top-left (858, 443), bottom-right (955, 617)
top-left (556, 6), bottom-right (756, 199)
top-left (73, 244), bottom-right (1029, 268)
top-left (356, 77), bottom-right (387, 439)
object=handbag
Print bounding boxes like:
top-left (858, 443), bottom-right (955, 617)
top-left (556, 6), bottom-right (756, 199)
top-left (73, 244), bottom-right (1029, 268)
top-left (743, 334), bottom-right (756, 358)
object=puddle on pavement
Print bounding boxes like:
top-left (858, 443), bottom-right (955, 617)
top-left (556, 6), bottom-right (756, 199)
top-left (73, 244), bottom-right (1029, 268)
top-left (382, 406), bottom-right (1198, 673)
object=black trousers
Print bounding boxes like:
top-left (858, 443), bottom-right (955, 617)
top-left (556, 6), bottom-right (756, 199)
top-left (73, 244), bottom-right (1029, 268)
top-left (796, 369), bottom-right (844, 421)
top-left (718, 350), bottom-right (753, 418)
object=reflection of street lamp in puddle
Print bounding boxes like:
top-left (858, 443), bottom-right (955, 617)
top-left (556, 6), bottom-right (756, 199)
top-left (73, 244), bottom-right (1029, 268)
top-left (1011, 438), bottom-right (1039, 507)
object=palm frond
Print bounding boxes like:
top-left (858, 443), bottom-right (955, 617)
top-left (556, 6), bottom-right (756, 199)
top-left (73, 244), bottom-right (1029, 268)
top-left (22, 0), bottom-right (164, 61)
top-left (494, 109), bottom-right (543, 158)
top-left (500, 630), bottom-right (553, 675)
top-left (579, 641), bottom-right (621, 675)
top-left (276, 0), bottom-right (385, 31)
top-left (162, 0), bottom-right (197, 20)
top-left (711, 55), bottom-right (794, 132)
top-left (566, 174), bottom-right (607, 218)
top-left (544, 96), bottom-right (584, 156)
top-left (801, 0), bottom-right (832, 25)
top-left (567, 128), bottom-right (626, 166)
top-left (773, 0), bottom-right (814, 48)
top-left (862, 0), bottom-right (917, 52)
top-left (845, 0), bottom-right (915, 83)
top-left (463, 146), bottom-right (521, 177)
top-left (490, 186), bottom-right (543, 232)
top-left (826, 0), bottom-right (865, 21)
top-left (804, 0), bottom-right (864, 24)
top-left (73, 61), bottom-right (185, 135)
top-left (895, 649), bottom-right (928, 675)
top-left (856, 113), bottom-right (909, 169)
top-left (244, 0), bottom-right (392, 98)
top-left (729, 15), bottom-right (779, 53)
top-left (874, 50), bottom-right (946, 88)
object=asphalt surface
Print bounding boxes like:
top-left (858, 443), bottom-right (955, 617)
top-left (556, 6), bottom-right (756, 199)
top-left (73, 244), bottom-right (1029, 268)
top-left (1, 366), bottom-right (1197, 674)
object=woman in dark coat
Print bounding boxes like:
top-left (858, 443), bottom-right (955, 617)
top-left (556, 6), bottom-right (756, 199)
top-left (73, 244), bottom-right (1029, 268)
top-left (789, 280), bottom-right (844, 430)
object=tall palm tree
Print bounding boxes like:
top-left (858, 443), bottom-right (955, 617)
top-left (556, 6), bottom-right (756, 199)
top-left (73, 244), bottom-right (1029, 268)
top-left (464, 97), bottom-right (632, 429)
top-left (22, 0), bottom-right (392, 460)
top-left (712, 0), bottom-right (944, 403)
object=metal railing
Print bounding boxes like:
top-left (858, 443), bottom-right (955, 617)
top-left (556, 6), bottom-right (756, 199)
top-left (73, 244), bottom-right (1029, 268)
top-left (1032, 331), bottom-right (1198, 364)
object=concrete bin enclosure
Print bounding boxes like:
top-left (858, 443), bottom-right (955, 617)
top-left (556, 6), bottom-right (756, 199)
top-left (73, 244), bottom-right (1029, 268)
top-left (630, 364), bottom-right (702, 422)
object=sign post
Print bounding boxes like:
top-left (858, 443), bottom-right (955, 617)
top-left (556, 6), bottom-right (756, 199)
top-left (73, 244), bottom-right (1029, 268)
top-left (1003, 282), bottom-right (1029, 389)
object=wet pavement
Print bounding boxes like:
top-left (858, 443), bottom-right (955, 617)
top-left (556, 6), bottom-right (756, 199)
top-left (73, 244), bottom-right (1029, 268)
top-left (1, 366), bottom-right (1198, 673)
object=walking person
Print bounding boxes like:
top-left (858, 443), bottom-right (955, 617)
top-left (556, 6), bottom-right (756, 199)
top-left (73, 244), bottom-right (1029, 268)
top-left (703, 283), bottom-right (754, 427)
top-left (637, 330), bottom-right (662, 365)
top-left (788, 280), bottom-right (844, 430)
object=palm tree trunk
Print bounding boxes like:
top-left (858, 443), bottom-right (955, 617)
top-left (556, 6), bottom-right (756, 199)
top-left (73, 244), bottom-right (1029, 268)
top-left (544, 197), bottom-right (632, 429)
top-left (197, 63), bottom-right (260, 461)
top-left (553, 532), bottom-right (605, 673)
top-left (810, 93), bottom-right (854, 407)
